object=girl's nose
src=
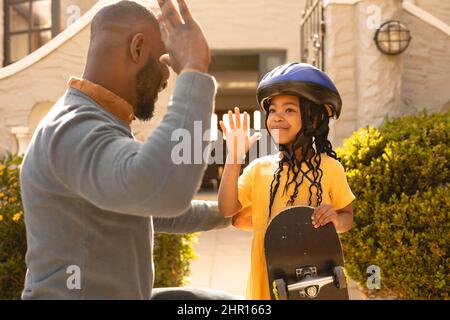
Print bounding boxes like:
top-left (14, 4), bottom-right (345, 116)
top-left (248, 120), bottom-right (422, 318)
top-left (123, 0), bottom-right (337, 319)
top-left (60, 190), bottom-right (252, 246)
top-left (272, 112), bottom-right (284, 121)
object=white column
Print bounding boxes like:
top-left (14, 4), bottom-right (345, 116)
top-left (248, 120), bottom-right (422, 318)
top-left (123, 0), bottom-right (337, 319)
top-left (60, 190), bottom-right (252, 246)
top-left (324, 1), bottom-right (360, 147)
top-left (11, 127), bottom-right (32, 155)
top-left (355, 0), bottom-right (404, 128)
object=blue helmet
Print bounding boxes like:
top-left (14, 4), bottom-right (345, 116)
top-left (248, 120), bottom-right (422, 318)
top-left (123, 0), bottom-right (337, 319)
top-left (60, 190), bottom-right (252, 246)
top-left (256, 62), bottom-right (342, 119)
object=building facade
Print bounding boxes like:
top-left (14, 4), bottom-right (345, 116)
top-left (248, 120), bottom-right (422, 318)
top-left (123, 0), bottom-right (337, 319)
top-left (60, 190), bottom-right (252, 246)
top-left (0, 0), bottom-right (449, 186)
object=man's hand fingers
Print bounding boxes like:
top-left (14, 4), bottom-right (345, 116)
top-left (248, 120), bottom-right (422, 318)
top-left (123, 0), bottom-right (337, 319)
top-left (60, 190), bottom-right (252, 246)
top-left (158, 0), bottom-right (183, 29)
top-left (177, 0), bottom-right (194, 23)
top-left (157, 0), bottom-right (210, 74)
top-left (156, 12), bottom-right (169, 41)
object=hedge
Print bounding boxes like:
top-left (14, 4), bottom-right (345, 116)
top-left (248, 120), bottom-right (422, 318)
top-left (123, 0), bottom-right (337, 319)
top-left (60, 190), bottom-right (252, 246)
top-left (337, 111), bottom-right (449, 299)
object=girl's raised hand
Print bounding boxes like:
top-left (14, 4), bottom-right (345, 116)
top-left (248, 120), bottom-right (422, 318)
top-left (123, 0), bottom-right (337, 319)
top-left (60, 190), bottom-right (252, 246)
top-left (219, 107), bottom-right (261, 164)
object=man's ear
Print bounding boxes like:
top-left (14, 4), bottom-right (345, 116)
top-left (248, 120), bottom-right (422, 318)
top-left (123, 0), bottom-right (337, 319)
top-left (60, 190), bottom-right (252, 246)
top-left (130, 33), bottom-right (145, 64)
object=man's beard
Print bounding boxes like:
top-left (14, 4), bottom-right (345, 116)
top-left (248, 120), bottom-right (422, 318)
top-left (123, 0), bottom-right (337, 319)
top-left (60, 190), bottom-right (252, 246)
top-left (134, 56), bottom-right (163, 121)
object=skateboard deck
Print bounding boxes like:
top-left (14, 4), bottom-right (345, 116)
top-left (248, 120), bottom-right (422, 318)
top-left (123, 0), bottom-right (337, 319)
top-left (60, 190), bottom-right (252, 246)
top-left (264, 206), bottom-right (349, 300)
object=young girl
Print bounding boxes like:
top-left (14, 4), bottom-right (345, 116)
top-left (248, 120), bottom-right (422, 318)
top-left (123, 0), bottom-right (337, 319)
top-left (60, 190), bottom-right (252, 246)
top-left (218, 62), bottom-right (355, 300)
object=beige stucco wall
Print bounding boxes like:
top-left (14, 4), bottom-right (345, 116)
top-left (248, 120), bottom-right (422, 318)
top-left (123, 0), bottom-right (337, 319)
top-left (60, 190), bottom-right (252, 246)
top-left (60, 0), bottom-right (98, 30)
top-left (325, 0), bottom-right (450, 147)
top-left (0, 24), bottom-right (91, 154)
top-left (188, 0), bottom-right (306, 62)
top-left (414, 0), bottom-right (450, 26)
top-left (0, 0), bottom-right (3, 67)
top-left (402, 8), bottom-right (450, 115)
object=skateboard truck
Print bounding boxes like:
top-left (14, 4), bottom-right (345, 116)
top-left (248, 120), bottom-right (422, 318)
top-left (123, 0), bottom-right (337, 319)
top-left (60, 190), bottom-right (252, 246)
top-left (273, 266), bottom-right (347, 300)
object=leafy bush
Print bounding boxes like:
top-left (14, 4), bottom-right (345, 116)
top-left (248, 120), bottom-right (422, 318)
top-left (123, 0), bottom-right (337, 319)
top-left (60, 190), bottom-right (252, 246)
top-left (337, 111), bottom-right (449, 299)
top-left (0, 154), bottom-right (197, 299)
top-left (0, 154), bottom-right (26, 300)
top-left (153, 233), bottom-right (198, 288)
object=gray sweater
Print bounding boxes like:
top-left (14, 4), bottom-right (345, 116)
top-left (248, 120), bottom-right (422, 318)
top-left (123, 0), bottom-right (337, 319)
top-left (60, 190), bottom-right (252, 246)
top-left (20, 71), bottom-right (230, 299)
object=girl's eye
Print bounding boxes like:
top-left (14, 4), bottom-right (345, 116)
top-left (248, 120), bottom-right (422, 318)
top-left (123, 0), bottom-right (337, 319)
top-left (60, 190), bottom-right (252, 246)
top-left (268, 109), bottom-right (275, 113)
top-left (286, 108), bottom-right (295, 113)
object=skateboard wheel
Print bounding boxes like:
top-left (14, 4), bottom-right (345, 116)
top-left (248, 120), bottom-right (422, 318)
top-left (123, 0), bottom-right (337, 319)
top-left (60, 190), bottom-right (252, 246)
top-left (273, 279), bottom-right (288, 300)
top-left (306, 285), bottom-right (319, 298)
top-left (333, 266), bottom-right (347, 289)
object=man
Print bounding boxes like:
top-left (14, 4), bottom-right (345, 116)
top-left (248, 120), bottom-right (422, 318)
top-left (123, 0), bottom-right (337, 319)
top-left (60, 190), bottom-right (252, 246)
top-left (20, 0), bottom-right (235, 299)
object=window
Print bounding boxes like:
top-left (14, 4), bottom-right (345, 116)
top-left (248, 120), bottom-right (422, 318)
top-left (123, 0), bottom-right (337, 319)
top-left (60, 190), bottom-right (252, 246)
top-left (259, 52), bottom-right (287, 79)
top-left (4, 0), bottom-right (60, 66)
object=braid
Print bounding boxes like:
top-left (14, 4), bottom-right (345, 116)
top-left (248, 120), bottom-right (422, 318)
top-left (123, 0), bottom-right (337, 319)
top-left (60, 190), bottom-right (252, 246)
top-left (308, 151), bottom-right (324, 206)
top-left (268, 157), bottom-right (286, 219)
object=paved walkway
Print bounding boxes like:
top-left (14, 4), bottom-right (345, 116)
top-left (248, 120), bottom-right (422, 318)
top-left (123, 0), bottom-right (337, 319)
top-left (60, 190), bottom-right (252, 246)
top-left (188, 191), bottom-right (366, 299)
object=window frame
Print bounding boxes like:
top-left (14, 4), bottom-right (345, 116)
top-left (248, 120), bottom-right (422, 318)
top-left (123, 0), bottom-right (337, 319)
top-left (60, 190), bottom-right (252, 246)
top-left (3, 0), bottom-right (60, 66)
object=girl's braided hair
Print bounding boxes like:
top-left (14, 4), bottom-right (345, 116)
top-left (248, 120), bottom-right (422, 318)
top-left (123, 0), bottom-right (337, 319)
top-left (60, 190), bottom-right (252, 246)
top-left (268, 96), bottom-right (339, 218)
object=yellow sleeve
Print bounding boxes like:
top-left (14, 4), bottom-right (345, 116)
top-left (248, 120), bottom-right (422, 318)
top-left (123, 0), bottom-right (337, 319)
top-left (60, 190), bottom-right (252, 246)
top-left (232, 160), bottom-right (258, 231)
top-left (329, 160), bottom-right (356, 211)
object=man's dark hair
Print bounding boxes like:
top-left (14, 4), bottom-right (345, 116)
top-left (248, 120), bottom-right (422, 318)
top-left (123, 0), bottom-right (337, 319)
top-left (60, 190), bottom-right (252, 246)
top-left (91, 1), bottom-right (157, 36)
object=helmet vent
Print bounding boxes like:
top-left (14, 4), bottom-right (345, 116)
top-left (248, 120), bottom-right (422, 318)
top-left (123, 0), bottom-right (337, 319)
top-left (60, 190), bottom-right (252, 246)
top-left (281, 62), bottom-right (298, 75)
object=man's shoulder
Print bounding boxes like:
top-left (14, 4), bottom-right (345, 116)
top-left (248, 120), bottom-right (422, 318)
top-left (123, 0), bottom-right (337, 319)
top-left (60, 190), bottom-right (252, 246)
top-left (43, 89), bottom-right (130, 134)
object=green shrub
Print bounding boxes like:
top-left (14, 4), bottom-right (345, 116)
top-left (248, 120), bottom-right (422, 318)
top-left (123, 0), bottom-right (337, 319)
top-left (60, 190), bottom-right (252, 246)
top-left (0, 154), bottom-right (198, 299)
top-left (153, 233), bottom-right (198, 287)
top-left (337, 111), bottom-right (449, 299)
top-left (0, 154), bottom-right (26, 300)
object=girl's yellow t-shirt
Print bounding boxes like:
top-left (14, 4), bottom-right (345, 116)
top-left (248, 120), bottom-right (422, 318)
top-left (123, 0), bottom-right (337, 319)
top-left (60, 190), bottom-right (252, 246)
top-left (232, 152), bottom-right (355, 300)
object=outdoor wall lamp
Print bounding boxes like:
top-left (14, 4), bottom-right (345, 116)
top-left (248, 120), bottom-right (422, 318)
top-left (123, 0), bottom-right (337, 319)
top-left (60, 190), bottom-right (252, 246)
top-left (374, 20), bottom-right (412, 55)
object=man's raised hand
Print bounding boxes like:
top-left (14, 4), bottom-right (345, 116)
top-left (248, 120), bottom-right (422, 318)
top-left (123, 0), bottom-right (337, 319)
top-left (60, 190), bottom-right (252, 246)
top-left (156, 0), bottom-right (210, 74)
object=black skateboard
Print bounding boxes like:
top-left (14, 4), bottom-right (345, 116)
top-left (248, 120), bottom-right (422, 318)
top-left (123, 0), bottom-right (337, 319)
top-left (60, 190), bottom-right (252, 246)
top-left (264, 206), bottom-right (349, 300)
